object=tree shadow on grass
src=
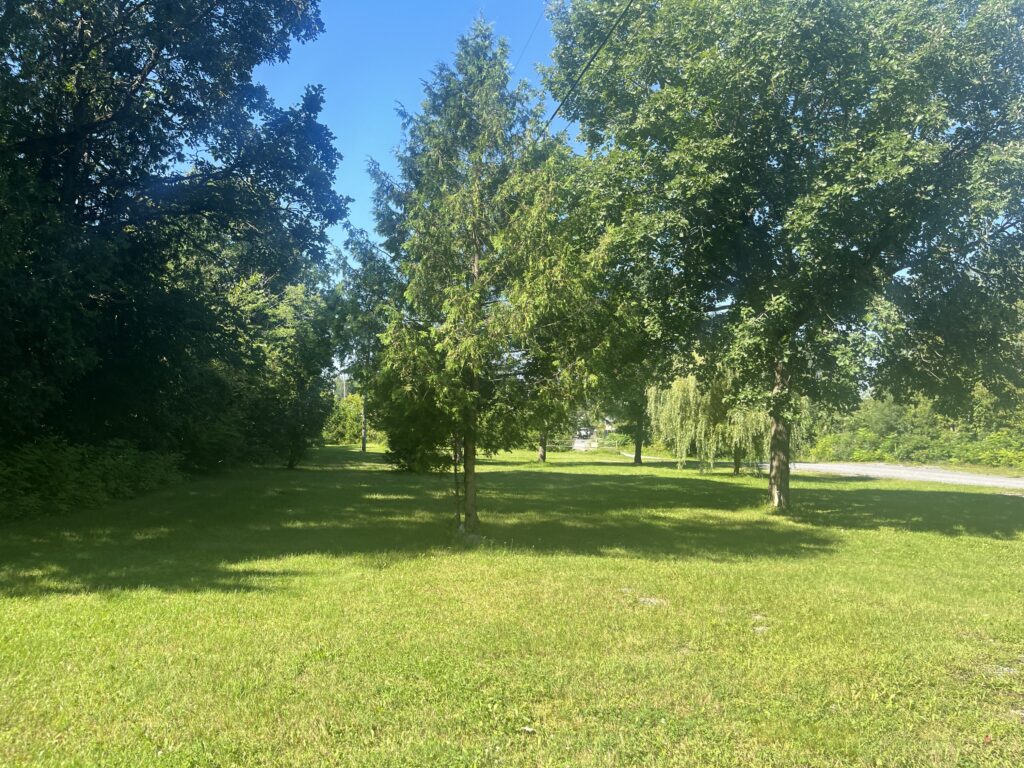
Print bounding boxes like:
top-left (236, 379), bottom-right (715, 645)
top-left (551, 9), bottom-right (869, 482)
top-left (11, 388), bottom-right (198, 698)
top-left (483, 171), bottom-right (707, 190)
top-left (782, 485), bottom-right (1024, 539)
top-left (0, 448), bottom-right (833, 597)
top-left (501, 455), bottom-right (1024, 538)
top-left (1, 448), bottom-right (1019, 597)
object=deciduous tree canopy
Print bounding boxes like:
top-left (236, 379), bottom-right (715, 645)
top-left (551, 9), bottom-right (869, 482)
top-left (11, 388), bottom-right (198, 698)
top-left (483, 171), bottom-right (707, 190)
top-left (550, 0), bottom-right (1024, 507)
top-left (1, 0), bottom-right (346, 467)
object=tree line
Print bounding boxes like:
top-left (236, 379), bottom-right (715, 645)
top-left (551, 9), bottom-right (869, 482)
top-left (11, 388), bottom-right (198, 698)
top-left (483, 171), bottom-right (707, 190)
top-left (810, 389), bottom-right (1024, 471)
top-left (1, 0), bottom-right (343, 490)
top-left (341, 1), bottom-right (1024, 527)
top-left (4, 0), bottom-right (1023, 524)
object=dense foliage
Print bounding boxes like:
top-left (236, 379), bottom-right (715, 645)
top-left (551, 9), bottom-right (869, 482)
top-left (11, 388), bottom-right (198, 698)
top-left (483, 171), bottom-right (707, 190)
top-left (0, 0), bottom-right (345, 486)
top-left (811, 391), bottom-right (1024, 470)
top-left (0, 438), bottom-right (181, 520)
top-left (549, 0), bottom-right (1024, 507)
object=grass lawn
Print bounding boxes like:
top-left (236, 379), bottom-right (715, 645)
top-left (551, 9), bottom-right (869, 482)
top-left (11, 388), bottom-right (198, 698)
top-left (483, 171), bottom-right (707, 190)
top-left (1, 447), bottom-right (1022, 767)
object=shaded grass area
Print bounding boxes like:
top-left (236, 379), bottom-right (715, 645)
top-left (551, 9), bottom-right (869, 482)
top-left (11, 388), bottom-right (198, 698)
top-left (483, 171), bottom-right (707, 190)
top-left (0, 447), bottom-right (1022, 766)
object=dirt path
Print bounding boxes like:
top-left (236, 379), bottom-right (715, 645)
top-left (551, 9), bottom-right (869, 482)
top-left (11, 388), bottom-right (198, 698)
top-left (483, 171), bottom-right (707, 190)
top-left (790, 462), bottom-right (1024, 490)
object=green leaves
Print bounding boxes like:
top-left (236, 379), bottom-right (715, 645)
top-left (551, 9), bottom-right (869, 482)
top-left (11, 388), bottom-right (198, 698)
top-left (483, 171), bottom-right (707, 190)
top-left (372, 21), bottom-right (573, 467)
top-left (0, 1), bottom-right (345, 466)
top-left (550, 0), bottom-right (1024, 505)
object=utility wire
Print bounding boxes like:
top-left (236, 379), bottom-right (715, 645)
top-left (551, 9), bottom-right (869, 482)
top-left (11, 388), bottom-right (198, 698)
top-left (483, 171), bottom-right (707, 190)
top-left (544, 0), bottom-right (636, 131)
top-left (512, 5), bottom-right (546, 74)
top-left (353, 0), bottom-right (638, 256)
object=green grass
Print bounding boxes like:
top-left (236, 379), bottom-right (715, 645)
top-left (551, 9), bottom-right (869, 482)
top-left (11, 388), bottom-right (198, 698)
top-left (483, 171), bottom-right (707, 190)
top-left (915, 461), bottom-right (1024, 478)
top-left (1, 447), bottom-right (1022, 767)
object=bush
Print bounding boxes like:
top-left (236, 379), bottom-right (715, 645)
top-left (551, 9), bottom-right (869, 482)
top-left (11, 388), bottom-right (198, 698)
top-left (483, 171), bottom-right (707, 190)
top-left (809, 394), bottom-right (1024, 470)
top-left (323, 394), bottom-right (362, 443)
top-left (323, 393), bottom-right (384, 446)
top-left (0, 439), bottom-right (181, 521)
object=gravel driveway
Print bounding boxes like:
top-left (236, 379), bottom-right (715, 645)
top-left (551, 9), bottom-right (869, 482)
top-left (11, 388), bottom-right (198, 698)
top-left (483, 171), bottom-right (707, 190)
top-left (790, 462), bottom-right (1024, 490)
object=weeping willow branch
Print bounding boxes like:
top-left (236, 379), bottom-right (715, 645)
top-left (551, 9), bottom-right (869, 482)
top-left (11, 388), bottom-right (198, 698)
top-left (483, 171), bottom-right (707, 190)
top-left (648, 376), bottom-right (770, 472)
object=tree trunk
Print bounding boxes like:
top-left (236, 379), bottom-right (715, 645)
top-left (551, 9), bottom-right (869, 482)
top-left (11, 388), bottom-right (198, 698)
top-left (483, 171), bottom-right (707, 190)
top-left (768, 360), bottom-right (792, 510)
top-left (733, 445), bottom-right (742, 476)
top-left (452, 437), bottom-right (463, 525)
top-left (769, 412), bottom-right (790, 509)
top-left (463, 432), bottom-right (479, 531)
top-left (360, 400), bottom-right (367, 453)
top-left (633, 400), bottom-right (645, 465)
top-left (538, 430), bottom-right (547, 463)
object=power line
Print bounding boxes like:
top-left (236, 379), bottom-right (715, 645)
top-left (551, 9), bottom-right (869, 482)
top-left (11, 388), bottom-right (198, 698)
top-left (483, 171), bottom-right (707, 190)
top-left (512, 6), bottom-right (546, 74)
top-left (544, 0), bottom-right (637, 131)
top-left (355, 1), bottom-right (637, 237)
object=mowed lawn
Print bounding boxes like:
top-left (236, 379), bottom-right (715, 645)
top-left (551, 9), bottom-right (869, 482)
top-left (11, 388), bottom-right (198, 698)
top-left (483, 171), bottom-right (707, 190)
top-left (1, 448), bottom-right (1022, 767)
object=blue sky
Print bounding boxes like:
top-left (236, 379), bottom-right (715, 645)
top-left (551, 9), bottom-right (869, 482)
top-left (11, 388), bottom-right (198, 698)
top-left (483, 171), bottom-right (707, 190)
top-left (255, 1), bottom-right (556, 249)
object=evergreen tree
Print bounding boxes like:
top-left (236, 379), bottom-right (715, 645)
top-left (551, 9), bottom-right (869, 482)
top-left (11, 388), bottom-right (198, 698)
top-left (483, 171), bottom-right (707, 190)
top-left (373, 21), bottom-right (548, 529)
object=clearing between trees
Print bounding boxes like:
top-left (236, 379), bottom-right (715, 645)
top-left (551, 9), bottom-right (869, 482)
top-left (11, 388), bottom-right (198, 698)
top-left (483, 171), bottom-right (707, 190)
top-left (0, 446), bottom-right (1021, 767)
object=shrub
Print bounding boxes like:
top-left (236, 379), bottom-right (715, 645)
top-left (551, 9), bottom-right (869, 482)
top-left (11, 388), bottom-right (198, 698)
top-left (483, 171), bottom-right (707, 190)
top-left (323, 394), bottom-right (362, 443)
top-left (809, 394), bottom-right (1024, 470)
top-left (0, 439), bottom-right (181, 521)
top-left (323, 393), bottom-right (384, 446)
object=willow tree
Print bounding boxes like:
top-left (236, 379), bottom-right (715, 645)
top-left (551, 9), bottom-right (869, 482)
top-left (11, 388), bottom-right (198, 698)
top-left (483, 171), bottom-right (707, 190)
top-left (649, 376), bottom-right (769, 473)
top-left (375, 21), bottom-right (549, 530)
top-left (551, 0), bottom-right (1024, 508)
